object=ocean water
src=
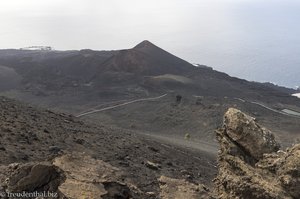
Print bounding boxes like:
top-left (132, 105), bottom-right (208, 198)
top-left (167, 0), bottom-right (300, 88)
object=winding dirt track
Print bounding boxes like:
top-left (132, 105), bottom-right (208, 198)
top-left (234, 98), bottom-right (300, 119)
top-left (78, 94), bottom-right (300, 118)
top-left (76, 94), bottom-right (168, 117)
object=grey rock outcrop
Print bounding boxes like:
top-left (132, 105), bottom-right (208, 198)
top-left (223, 108), bottom-right (280, 160)
top-left (214, 108), bottom-right (300, 199)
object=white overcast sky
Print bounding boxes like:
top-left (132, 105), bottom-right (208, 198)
top-left (0, 0), bottom-right (300, 87)
top-left (0, 0), bottom-right (240, 50)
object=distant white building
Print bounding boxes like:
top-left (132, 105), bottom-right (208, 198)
top-left (192, 63), bottom-right (213, 70)
top-left (292, 93), bottom-right (300, 98)
top-left (20, 46), bottom-right (52, 51)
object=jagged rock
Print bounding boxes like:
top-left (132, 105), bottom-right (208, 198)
top-left (0, 153), bottom-right (144, 199)
top-left (74, 138), bottom-right (85, 145)
top-left (53, 153), bottom-right (134, 199)
top-left (49, 146), bottom-right (62, 154)
top-left (102, 182), bottom-right (132, 199)
top-left (223, 108), bottom-right (280, 160)
top-left (147, 146), bottom-right (159, 152)
top-left (277, 144), bottom-right (300, 198)
top-left (145, 161), bottom-right (161, 170)
top-left (0, 144), bottom-right (5, 151)
top-left (6, 162), bottom-right (64, 193)
top-left (214, 108), bottom-right (300, 199)
top-left (159, 176), bottom-right (211, 199)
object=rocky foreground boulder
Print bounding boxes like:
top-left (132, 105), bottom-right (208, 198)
top-left (0, 153), bottom-right (137, 199)
top-left (214, 108), bottom-right (300, 199)
top-left (0, 153), bottom-right (211, 199)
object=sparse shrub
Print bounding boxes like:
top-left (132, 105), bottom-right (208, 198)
top-left (184, 133), bottom-right (191, 140)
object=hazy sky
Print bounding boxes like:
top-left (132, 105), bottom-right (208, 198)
top-left (0, 0), bottom-right (299, 87)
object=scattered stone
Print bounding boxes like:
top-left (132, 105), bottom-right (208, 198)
top-left (0, 146), bottom-right (6, 151)
top-left (180, 169), bottom-right (193, 180)
top-left (102, 182), bottom-right (132, 199)
top-left (15, 153), bottom-right (29, 161)
top-left (8, 163), bottom-right (19, 170)
top-left (145, 161), bottom-right (161, 170)
top-left (146, 191), bottom-right (156, 196)
top-left (49, 146), bottom-right (62, 153)
top-left (74, 138), bottom-right (85, 145)
top-left (195, 98), bottom-right (203, 105)
top-left (118, 161), bottom-right (130, 167)
top-left (159, 176), bottom-right (211, 199)
top-left (147, 146), bottom-right (159, 152)
top-left (43, 129), bottom-right (50, 133)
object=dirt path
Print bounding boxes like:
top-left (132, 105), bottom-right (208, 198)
top-left (231, 98), bottom-right (300, 119)
top-left (76, 94), bottom-right (168, 117)
top-left (249, 101), bottom-right (300, 118)
top-left (143, 133), bottom-right (218, 156)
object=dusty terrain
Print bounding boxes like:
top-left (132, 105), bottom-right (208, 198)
top-left (0, 41), bottom-right (299, 198)
top-left (0, 96), bottom-right (216, 198)
top-left (0, 99), bottom-right (299, 198)
top-left (0, 41), bottom-right (299, 148)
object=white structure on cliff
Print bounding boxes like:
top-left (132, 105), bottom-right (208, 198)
top-left (292, 93), bottom-right (300, 98)
top-left (20, 46), bottom-right (52, 51)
